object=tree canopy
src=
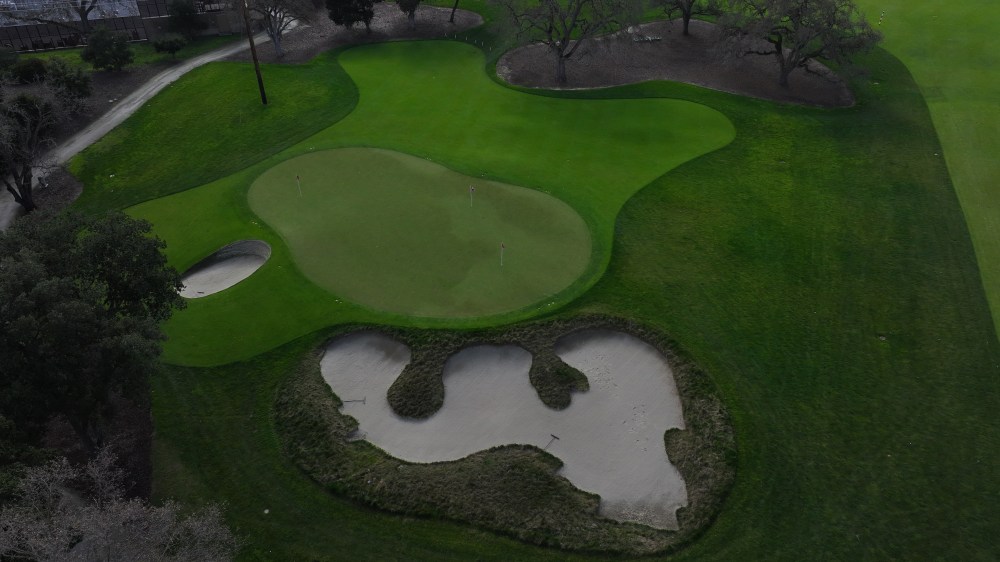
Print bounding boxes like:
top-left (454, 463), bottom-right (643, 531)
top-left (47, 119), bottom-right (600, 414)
top-left (326, 0), bottom-right (377, 31)
top-left (492, 0), bottom-right (636, 84)
top-left (0, 93), bottom-right (62, 213)
top-left (249, 0), bottom-right (314, 56)
top-left (80, 26), bottom-right (135, 71)
top-left (0, 450), bottom-right (239, 560)
top-left (661, 0), bottom-right (721, 35)
top-left (720, 0), bottom-right (881, 87)
top-left (0, 212), bottom-right (185, 453)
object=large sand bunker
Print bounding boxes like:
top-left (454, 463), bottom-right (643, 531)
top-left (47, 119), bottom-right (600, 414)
top-left (320, 329), bottom-right (688, 529)
top-left (180, 240), bottom-right (271, 298)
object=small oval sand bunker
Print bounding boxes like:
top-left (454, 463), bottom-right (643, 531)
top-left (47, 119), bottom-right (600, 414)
top-left (321, 329), bottom-right (688, 529)
top-left (248, 148), bottom-right (591, 318)
top-left (180, 240), bottom-right (271, 298)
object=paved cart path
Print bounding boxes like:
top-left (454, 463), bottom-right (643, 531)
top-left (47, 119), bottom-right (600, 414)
top-left (0, 32), bottom-right (273, 230)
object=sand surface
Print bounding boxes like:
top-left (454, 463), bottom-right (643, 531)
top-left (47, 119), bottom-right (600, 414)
top-left (320, 329), bottom-right (688, 529)
top-left (180, 240), bottom-right (271, 298)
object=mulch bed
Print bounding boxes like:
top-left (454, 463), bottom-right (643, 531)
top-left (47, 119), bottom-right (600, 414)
top-left (497, 19), bottom-right (855, 108)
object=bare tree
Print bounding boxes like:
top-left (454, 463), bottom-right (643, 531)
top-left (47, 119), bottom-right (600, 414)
top-left (249, 0), bottom-right (313, 57)
top-left (0, 451), bottom-right (240, 561)
top-left (661, 0), bottom-right (720, 35)
top-left (492, 0), bottom-right (637, 84)
top-left (720, 0), bottom-right (881, 88)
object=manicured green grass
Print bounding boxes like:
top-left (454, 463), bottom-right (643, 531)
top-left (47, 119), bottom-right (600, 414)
top-left (70, 51), bottom-right (358, 212)
top-left (122, 41), bottom-right (732, 364)
top-left (854, 0), bottom-right (1000, 333)
top-left (247, 148), bottom-right (591, 318)
top-left (64, 18), bottom-right (1000, 560)
top-left (140, 43), bottom-right (1000, 559)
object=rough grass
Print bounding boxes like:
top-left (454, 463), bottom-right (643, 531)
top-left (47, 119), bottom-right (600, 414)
top-left (84, 25), bottom-right (998, 561)
top-left (385, 319), bottom-right (604, 418)
top-left (70, 51), bottom-right (358, 213)
top-left (276, 316), bottom-right (734, 555)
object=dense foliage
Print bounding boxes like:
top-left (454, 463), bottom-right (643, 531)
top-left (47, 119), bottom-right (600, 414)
top-left (0, 212), bottom-right (185, 453)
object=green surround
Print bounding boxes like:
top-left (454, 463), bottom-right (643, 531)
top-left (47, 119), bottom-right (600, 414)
top-left (127, 41), bottom-right (734, 365)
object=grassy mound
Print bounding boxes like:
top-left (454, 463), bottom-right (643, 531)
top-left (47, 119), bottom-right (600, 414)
top-left (71, 52), bottom-right (358, 213)
top-left (384, 318), bottom-right (605, 418)
top-left (247, 148), bottom-right (591, 318)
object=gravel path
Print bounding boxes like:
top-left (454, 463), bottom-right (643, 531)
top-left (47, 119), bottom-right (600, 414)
top-left (498, 19), bottom-right (854, 108)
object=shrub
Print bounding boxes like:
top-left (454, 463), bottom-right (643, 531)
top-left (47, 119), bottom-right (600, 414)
top-left (81, 27), bottom-right (134, 71)
top-left (10, 58), bottom-right (47, 84)
top-left (151, 33), bottom-right (188, 57)
top-left (46, 58), bottom-right (92, 104)
top-left (0, 48), bottom-right (19, 72)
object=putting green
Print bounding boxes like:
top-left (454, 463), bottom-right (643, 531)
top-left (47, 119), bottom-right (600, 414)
top-left (248, 148), bottom-right (591, 317)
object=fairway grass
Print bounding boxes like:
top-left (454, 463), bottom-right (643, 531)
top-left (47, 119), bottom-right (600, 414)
top-left (855, 0), bottom-right (1000, 333)
top-left (66, 27), bottom-right (1000, 560)
top-left (248, 148), bottom-right (591, 317)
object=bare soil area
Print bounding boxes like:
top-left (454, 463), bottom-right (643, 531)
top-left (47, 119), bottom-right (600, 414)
top-left (498, 19), bottom-right (854, 108)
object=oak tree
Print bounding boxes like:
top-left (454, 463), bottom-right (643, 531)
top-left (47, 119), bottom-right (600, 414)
top-left (493, 0), bottom-right (637, 84)
top-left (720, 0), bottom-right (881, 87)
top-left (0, 212), bottom-right (185, 453)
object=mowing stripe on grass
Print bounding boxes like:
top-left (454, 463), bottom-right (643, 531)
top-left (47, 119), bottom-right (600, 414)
top-left (855, 0), bottom-right (1000, 335)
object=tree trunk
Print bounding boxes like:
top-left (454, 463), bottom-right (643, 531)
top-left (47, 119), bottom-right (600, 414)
top-left (272, 30), bottom-right (283, 57)
top-left (777, 53), bottom-right (792, 88)
top-left (408, 10), bottom-right (415, 29)
top-left (556, 56), bottom-right (567, 85)
top-left (5, 166), bottom-right (36, 213)
top-left (682, 9), bottom-right (691, 35)
top-left (449, 0), bottom-right (459, 23)
top-left (68, 416), bottom-right (101, 455)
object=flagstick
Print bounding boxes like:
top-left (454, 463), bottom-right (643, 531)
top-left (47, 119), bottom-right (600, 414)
top-left (296, 175), bottom-right (302, 197)
top-left (469, 185), bottom-right (474, 207)
top-left (500, 242), bottom-right (505, 268)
